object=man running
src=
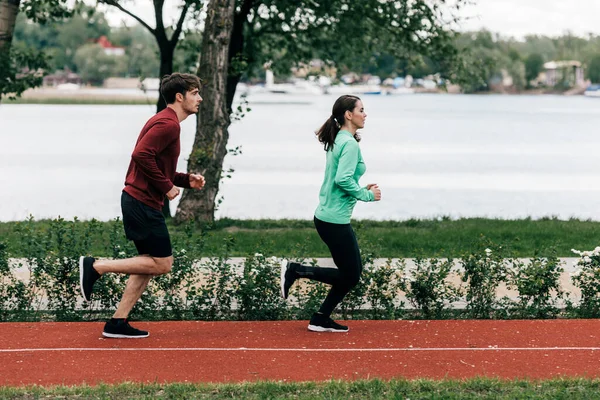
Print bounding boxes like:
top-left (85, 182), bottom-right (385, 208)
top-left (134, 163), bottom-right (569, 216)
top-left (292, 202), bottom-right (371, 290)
top-left (78, 73), bottom-right (204, 338)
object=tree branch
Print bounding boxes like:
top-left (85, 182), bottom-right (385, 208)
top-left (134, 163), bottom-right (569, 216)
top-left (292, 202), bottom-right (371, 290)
top-left (170, 2), bottom-right (191, 46)
top-left (100, 0), bottom-right (155, 35)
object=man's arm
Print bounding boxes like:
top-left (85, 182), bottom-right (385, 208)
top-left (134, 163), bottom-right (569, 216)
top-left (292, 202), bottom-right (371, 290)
top-left (131, 121), bottom-right (177, 194)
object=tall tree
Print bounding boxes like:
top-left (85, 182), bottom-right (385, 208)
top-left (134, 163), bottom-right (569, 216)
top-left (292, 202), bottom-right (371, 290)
top-left (176, 0), bottom-right (471, 223)
top-left (97, 0), bottom-right (203, 112)
top-left (0, 1), bottom-right (20, 52)
top-left (0, 0), bottom-right (71, 102)
top-left (588, 54), bottom-right (600, 84)
top-left (97, 0), bottom-right (203, 218)
top-left (175, 0), bottom-right (234, 222)
top-left (525, 53), bottom-right (544, 84)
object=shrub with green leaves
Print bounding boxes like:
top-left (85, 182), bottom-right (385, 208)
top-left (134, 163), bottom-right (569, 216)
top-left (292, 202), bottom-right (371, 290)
top-left (569, 246), bottom-right (600, 318)
top-left (1, 216), bottom-right (593, 322)
top-left (0, 242), bottom-right (33, 321)
top-left (186, 237), bottom-right (238, 321)
top-left (507, 250), bottom-right (564, 318)
top-left (236, 253), bottom-right (288, 320)
top-left (461, 238), bottom-right (507, 319)
top-left (399, 257), bottom-right (462, 319)
top-left (363, 259), bottom-right (405, 320)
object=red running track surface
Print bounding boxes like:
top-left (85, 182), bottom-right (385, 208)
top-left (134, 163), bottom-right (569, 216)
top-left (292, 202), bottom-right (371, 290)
top-left (2, 320), bottom-right (600, 386)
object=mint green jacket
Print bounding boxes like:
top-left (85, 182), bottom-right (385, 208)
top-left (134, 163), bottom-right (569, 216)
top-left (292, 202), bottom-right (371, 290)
top-left (314, 130), bottom-right (374, 224)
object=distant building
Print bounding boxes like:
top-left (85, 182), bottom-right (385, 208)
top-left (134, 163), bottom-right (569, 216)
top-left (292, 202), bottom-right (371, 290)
top-left (542, 60), bottom-right (584, 87)
top-left (291, 59), bottom-right (337, 79)
top-left (96, 36), bottom-right (125, 57)
top-left (43, 69), bottom-right (82, 87)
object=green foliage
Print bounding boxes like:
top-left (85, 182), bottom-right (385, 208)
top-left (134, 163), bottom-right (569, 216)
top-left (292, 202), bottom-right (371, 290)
top-left (399, 257), bottom-right (461, 319)
top-left (236, 253), bottom-right (289, 320)
top-left (0, 45), bottom-right (49, 101)
top-left (1, 1), bottom-right (96, 100)
top-left (73, 44), bottom-right (128, 85)
top-left (588, 54), bottom-right (600, 83)
top-left (20, 0), bottom-right (73, 24)
top-left (236, 0), bottom-right (468, 84)
top-left (12, 3), bottom-right (187, 82)
top-left (363, 260), bottom-right (405, 320)
top-left (0, 241), bottom-right (32, 321)
top-left (13, 4), bottom-right (111, 73)
top-left (454, 31), bottom-right (600, 92)
top-left (568, 247), bottom-right (600, 318)
top-left (4, 217), bottom-right (600, 322)
top-left (507, 250), bottom-right (565, 318)
top-left (460, 237), bottom-right (508, 319)
top-left (173, 30), bottom-right (203, 74)
top-left (525, 53), bottom-right (545, 83)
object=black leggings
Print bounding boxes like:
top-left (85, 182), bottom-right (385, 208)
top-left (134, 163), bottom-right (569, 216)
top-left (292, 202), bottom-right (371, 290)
top-left (294, 217), bottom-right (362, 317)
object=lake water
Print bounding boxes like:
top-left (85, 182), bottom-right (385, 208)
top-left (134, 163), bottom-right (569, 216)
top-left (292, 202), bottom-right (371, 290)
top-left (1, 93), bottom-right (599, 222)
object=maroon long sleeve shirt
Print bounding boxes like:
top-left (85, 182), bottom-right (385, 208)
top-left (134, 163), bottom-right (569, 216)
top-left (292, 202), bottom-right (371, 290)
top-left (123, 107), bottom-right (191, 210)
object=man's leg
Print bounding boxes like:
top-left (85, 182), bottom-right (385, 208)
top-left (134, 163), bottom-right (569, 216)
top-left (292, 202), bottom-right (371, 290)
top-left (93, 255), bottom-right (172, 276)
top-left (113, 274), bottom-right (152, 318)
top-left (101, 253), bottom-right (173, 339)
top-left (109, 255), bottom-right (172, 318)
top-left (79, 254), bottom-right (172, 302)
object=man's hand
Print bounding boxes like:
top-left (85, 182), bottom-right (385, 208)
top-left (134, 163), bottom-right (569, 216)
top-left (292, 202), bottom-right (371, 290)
top-left (189, 174), bottom-right (205, 189)
top-left (166, 186), bottom-right (180, 200)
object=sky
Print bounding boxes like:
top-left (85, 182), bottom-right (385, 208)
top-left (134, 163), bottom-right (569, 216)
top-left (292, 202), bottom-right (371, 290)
top-left (456, 0), bottom-right (600, 39)
top-left (99, 0), bottom-right (600, 40)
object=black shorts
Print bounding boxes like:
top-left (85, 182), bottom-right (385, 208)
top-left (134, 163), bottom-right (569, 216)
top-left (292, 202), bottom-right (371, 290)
top-left (121, 191), bottom-right (172, 258)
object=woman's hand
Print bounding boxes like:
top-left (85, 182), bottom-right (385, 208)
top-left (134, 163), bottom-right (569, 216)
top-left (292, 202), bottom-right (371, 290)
top-left (368, 184), bottom-right (381, 201)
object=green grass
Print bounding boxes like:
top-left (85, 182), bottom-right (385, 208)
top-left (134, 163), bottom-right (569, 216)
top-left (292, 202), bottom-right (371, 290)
top-left (2, 217), bottom-right (600, 258)
top-left (1, 378), bottom-right (600, 399)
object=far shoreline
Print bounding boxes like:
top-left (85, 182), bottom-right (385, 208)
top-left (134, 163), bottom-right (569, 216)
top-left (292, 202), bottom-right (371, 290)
top-left (1, 86), bottom-right (593, 105)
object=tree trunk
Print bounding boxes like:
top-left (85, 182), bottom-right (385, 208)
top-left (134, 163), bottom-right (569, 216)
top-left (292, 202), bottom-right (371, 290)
top-left (0, 0), bottom-right (20, 52)
top-left (156, 44), bottom-right (173, 113)
top-left (175, 0), bottom-right (234, 223)
top-left (157, 42), bottom-right (175, 218)
top-left (0, 0), bottom-right (20, 105)
top-left (225, 0), bottom-right (251, 110)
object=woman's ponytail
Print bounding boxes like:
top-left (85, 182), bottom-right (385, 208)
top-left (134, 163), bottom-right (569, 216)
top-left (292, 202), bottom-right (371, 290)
top-left (315, 95), bottom-right (361, 151)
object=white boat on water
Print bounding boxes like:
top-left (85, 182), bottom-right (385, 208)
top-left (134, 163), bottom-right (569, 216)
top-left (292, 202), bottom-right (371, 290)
top-left (384, 87), bottom-right (416, 95)
top-left (324, 83), bottom-right (383, 95)
top-left (264, 70), bottom-right (324, 95)
top-left (584, 84), bottom-right (600, 97)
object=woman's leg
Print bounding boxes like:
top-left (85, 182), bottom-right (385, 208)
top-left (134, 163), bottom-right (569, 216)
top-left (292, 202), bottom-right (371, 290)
top-left (314, 218), bottom-right (362, 317)
top-left (280, 217), bottom-right (362, 316)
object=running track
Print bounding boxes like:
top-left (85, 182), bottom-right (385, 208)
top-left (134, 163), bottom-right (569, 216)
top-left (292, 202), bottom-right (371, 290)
top-left (2, 320), bottom-right (600, 386)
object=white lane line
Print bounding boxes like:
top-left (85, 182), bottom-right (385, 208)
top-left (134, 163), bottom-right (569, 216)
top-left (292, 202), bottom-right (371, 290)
top-left (1, 347), bottom-right (599, 353)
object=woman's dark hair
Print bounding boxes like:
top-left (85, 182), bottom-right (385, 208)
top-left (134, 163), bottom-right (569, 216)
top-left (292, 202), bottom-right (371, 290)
top-left (160, 73), bottom-right (201, 104)
top-left (315, 95), bottom-right (361, 151)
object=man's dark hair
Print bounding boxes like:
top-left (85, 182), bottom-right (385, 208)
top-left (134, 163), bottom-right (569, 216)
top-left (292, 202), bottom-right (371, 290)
top-left (160, 73), bottom-right (201, 104)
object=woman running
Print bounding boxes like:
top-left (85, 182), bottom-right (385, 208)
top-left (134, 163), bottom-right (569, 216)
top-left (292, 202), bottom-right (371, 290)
top-left (280, 94), bottom-right (381, 332)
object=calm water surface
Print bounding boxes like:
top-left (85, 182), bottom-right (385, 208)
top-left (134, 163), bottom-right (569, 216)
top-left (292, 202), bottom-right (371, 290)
top-left (1, 93), bottom-right (598, 221)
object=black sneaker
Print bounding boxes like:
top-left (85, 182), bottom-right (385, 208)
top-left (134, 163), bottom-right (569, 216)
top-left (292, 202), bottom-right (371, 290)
top-left (79, 256), bottom-right (100, 302)
top-left (280, 259), bottom-right (297, 299)
top-left (308, 313), bottom-right (349, 332)
top-left (102, 319), bottom-right (149, 339)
